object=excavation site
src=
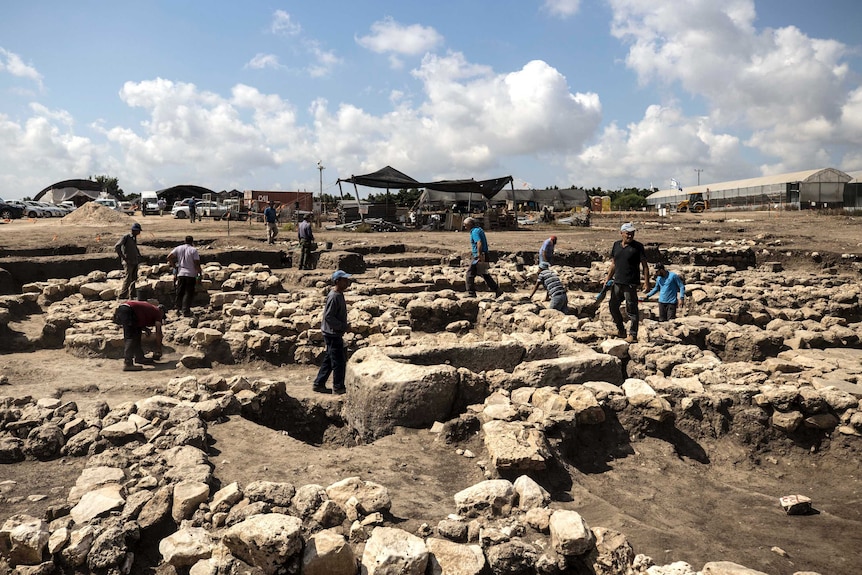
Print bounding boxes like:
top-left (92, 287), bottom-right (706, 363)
top-left (1, 207), bottom-right (861, 575)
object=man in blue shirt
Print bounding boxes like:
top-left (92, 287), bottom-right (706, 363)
top-left (644, 262), bottom-right (685, 321)
top-left (538, 235), bottom-right (557, 266)
top-left (463, 217), bottom-right (502, 297)
top-left (263, 201), bottom-right (279, 244)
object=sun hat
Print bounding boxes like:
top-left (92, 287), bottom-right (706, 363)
top-left (462, 217), bottom-right (476, 227)
top-left (131, 223), bottom-right (142, 232)
top-left (331, 270), bottom-right (352, 282)
top-left (620, 222), bottom-right (636, 233)
top-left (539, 262), bottom-right (550, 270)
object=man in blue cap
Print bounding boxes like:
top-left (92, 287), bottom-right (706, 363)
top-left (115, 222), bottom-right (142, 300)
top-left (313, 270), bottom-right (352, 394)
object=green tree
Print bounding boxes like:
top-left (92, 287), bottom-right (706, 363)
top-left (612, 191), bottom-right (648, 211)
top-left (90, 175), bottom-right (125, 200)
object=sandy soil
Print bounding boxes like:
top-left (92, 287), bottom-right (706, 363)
top-left (1, 208), bottom-right (861, 575)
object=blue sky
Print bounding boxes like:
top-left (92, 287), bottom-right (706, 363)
top-left (1, 0), bottom-right (861, 200)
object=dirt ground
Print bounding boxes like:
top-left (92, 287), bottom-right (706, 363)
top-left (1, 209), bottom-right (862, 575)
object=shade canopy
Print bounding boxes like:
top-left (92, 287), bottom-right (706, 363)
top-left (339, 166), bottom-right (513, 199)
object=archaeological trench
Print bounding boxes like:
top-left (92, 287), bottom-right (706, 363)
top-left (0, 235), bottom-right (861, 575)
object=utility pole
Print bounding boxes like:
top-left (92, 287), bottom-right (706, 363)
top-left (694, 168), bottom-right (703, 186)
top-left (317, 161), bottom-right (325, 213)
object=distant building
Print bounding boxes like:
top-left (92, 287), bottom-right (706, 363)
top-left (646, 168), bottom-right (856, 210)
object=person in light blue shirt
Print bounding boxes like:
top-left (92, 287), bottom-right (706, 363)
top-left (644, 262), bottom-right (685, 321)
top-left (538, 235), bottom-right (556, 266)
top-left (463, 217), bottom-right (501, 297)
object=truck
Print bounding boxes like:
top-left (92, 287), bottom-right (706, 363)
top-left (677, 191), bottom-right (710, 213)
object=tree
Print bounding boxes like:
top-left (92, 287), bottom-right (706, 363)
top-left (90, 175), bottom-right (125, 200)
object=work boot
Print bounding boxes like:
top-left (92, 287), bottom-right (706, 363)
top-left (123, 364), bottom-right (143, 372)
top-left (312, 386), bottom-right (332, 394)
top-left (137, 357), bottom-right (155, 365)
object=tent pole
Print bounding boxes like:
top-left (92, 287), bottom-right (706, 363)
top-left (337, 180), bottom-right (348, 225)
top-left (510, 179), bottom-right (518, 229)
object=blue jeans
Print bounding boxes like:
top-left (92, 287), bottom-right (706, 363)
top-left (549, 295), bottom-right (568, 312)
top-left (314, 333), bottom-right (346, 391)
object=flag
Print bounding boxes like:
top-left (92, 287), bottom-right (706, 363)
top-left (670, 178), bottom-right (682, 191)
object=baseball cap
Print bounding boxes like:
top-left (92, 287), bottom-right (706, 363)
top-left (131, 223), bottom-right (142, 232)
top-left (654, 262), bottom-right (665, 270)
top-left (331, 270), bottom-right (352, 282)
top-left (550, 235), bottom-right (557, 242)
top-left (620, 222), bottom-right (636, 233)
top-left (539, 262), bottom-right (550, 270)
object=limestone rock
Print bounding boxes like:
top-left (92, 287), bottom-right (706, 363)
top-left (159, 527), bottom-right (215, 568)
top-left (549, 509), bottom-right (595, 556)
top-left (222, 513), bottom-right (303, 575)
top-left (301, 528), bottom-right (356, 575)
top-left (360, 526), bottom-right (428, 575)
top-left (426, 537), bottom-right (485, 575)
top-left (453, 479), bottom-right (517, 518)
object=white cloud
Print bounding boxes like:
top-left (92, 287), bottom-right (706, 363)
top-left (271, 10), bottom-right (301, 36)
top-left (305, 41), bottom-right (341, 78)
top-left (570, 103), bottom-right (745, 189)
top-left (310, 54), bottom-right (602, 179)
top-left (245, 53), bottom-right (282, 70)
top-left (356, 17), bottom-right (444, 57)
top-left (542, 0), bottom-right (581, 18)
top-left (0, 105), bottom-right (102, 195)
top-left (608, 0), bottom-right (856, 172)
top-left (0, 47), bottom-right (43, 89)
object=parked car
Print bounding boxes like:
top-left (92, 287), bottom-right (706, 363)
top-left (0, 198), bottom-right (25, 220)
top-left (93, 198), bottom-right (122, 211)
top-left (120, 201), bottom-right (135, 215)
top-left (6, 200), bottom-right (47, 218)
top-left (32, 201), bottom-right (65, 217)
top-left (172, 199), bottom-right (228, 220)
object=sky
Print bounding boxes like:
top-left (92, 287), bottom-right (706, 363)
top-left (1, 0), bottom-right (861, 200)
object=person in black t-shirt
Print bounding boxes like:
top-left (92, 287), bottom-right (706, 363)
top-left (604, 222), bottom-right (650, 342)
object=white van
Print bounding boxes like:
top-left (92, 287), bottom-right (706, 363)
top-left (140, 191), bottom-right (159, 216)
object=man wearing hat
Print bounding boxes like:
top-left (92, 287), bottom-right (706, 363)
top-left (114, 299), bottom-right (165, 371)
top-left (604, 222), bottom-right (650, 342)
top-left (114, 222), bottom-right (142, 300)
top-left (264, 201), bottom-right (279, 245)
top-left (313, 270), bottom-right (352, 394)
top-left (463, 217), bottom-right (502, 297)
top-left (529, 262), bottom-right (568, 312)
top-left (539, 235), bottom-right (557, 266)
top-left (643, 263), bottom-right (685, 321)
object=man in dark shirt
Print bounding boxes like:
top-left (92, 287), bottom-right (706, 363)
top-left (114, 223), bottom-right (142, 300)
top-left (313, 270), bottom-right (351, 394)
top-left (114, 300), bottom-right (166, 371)
top-left (264, 201), bottom-right (279, 244)
top-left (604, 222), bottom-right (650, 342)
top-left (297, 213), bottom-right (315, 269)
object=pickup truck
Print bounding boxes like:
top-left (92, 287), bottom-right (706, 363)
top-left (171, 200), bottom-right (229, 220)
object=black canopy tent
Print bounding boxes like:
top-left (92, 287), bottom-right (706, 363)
top-left (337, 166), bottom-right (515, 223)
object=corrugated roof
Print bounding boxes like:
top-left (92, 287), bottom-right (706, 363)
top-left (647, 168), bottom-right (851, 200)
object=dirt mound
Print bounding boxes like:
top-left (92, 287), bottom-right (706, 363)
top-left (62, 201), bottom-right (133, 224)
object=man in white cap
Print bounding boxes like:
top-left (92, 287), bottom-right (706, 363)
top-left (313, 269), bottom-right (352, 394)
top-left (604, 222), bottom-right (650, 342)
top-left (463, 217), bottom-right (502, 297)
